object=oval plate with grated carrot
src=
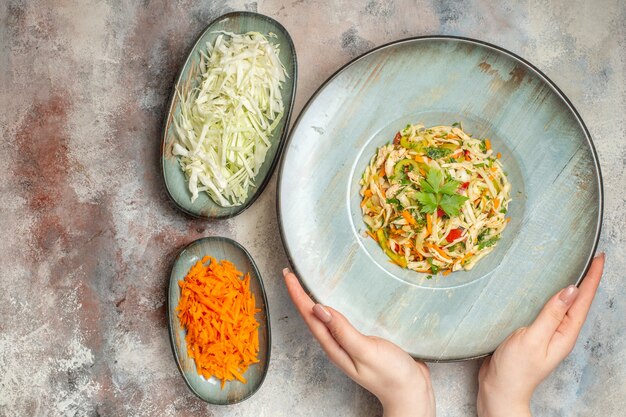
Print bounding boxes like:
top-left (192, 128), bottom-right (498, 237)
top-left (167, 236), bottom-right (270, 405)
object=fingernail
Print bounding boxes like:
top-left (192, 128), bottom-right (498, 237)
top-left (282, 268), bottom-right (290, 277)
top-left (313, 304), bottom-right (332, 323)
top-left (598, 252), bottom-right (606, 261)
top-left (558, 285), bottom-right (579, 306)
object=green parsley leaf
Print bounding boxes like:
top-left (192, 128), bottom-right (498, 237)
top-left (425, 169), bottom-right (443, 193)
top-left (440, 194), bottom-right (468, 217)
top-left (451, 122), bottom-right (460, 127)
top-left (415, 168), bottom-right (469, 216)
top-left (386, 197), bottom-right (402, 207)
top-left (426, 275), bottom-right (433, 280)
top-left (419, 178), bottom-right (435, 193)
top-left (439, 180), bottom-right (461, 195)
top-left (416, 192), bottom-right (438, 213)
top-left (425, 147), bottom-right (453, 160)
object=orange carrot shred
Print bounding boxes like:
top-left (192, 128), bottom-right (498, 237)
top-left (176, 257), bottom-right (261, 388)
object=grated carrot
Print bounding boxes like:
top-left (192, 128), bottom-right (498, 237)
top-left (485, 139), bottom-right (491, 150)
top-left (177, 256), bottom-right (260, 388)
top-left (426, 242), bottom-right (452, 261)
top-left (401, 210), bottom-right (417, 226)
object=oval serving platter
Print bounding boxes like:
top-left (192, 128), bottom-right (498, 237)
top-left (167, 236), bottom-right (271, 404)
top-left (278, 36), bottom-right (602, 361)
top-left (161, 11), bottom-right (297, 219)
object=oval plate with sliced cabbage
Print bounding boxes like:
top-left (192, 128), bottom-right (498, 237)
top-left (162, 11), bottom-right (297, 218)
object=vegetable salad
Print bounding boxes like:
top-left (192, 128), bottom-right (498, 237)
top-left (360, 124), bottom-right (511, 275)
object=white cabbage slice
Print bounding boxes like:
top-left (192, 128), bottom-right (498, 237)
top-left (173, 31), bottom-right (287, 206)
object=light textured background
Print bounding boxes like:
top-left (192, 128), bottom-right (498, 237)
top-left (0, 1), bottom-right (624, 416)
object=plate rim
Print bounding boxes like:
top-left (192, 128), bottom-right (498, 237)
top-left (166, 235), bottom-right (272, 404)
top-left (275, 35), bottom-right (604, 362)
top-left (160, 10), bottom-right (298, 220)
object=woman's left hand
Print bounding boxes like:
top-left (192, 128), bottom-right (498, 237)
top-left (283, 268), bottom-right (435, 417)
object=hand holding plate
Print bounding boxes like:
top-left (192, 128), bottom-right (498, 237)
top-left (477, 254), bottom-right (605, 417)
top-left (283, 268), bottom-right (435, 417)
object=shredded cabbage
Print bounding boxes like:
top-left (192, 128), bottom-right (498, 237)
top-left (173, 31), bottom-right (287, 206)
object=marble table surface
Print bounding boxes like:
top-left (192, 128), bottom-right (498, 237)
top-left (1, 1), bottom-right (624, 416)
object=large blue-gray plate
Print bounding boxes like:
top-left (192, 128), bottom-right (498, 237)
top-left (277, 36), bottom-right (602, 361)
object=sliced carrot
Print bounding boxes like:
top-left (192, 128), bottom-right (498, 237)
top-left (493, 198), bottom-right (500, 210)
top-left (177, 257), bottom-right (260, 389)
top-left (379, 165), bottom-right (386, 178)
top-left (496, 152), bottom-right (502, 159)
top-left (401, 210), bottom-right (417, 226)
top-left (485, 139), bottom-right (492, 150)
top-left (364, 189), bottom-right (373, 198)
top-left (426, 242), bottom-right (452, 261)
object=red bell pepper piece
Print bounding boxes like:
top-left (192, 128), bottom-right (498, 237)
top-left (445, 228), bottom-right (463, 242)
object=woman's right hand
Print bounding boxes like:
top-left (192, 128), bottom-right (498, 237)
top-left (283, 268), bottom-right (435, 417)
top-left (477, 254), bottom-right (605, 417)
